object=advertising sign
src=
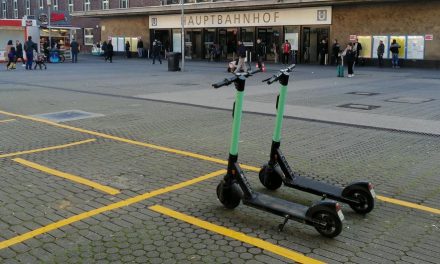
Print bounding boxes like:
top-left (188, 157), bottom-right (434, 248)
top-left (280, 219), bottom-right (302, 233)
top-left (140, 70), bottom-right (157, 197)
top-left (372, 36), bottom-right (389, 59)
top-left (357, 36), bottom-right (372, 58)
top-left (406, 36), bottom-right (424, 60)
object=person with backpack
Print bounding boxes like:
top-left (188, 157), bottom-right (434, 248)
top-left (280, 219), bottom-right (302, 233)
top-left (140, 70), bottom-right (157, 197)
top-left (234, 41), bottom-right (247, 73)
top-left (24, 36), bottom-right (38, 70)
top-left (390, 39), bottom-right (401, 68)
top-left (282, 40), bottom-right (291, 65)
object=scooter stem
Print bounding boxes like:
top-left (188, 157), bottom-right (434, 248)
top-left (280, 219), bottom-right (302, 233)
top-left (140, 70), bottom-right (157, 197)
top-left (229, 76), bottom-right (246, 156)
top-left (273, 73), bottom-right (290, 143)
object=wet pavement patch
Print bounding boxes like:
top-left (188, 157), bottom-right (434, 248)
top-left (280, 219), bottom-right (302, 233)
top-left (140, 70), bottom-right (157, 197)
top-left (32, 110), bottom-right (104, 122)
top-left (338, 103), bottom-right (381, 110)
top-left (385, 97), bottom-right (435, 104)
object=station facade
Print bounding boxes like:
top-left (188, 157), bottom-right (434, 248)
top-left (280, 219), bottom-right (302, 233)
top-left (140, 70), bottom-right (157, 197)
top-left (74, 0), bottom-right (439, 67)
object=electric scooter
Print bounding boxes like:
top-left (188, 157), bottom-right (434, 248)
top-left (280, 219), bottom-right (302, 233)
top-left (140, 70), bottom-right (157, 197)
top-left (259, 64), bottom-right (376, 214)
top-left (213, 69), bottom-right (344, 238)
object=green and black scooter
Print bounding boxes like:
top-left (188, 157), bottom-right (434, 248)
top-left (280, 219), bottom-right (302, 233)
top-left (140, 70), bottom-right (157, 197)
top-left (259, 65), bottom-right (376, 214)
top-left (213, 69), bottom-right (344, 238)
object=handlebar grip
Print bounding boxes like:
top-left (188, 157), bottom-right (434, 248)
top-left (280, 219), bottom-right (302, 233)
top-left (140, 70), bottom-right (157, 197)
top-left (212, 79), bottom-right (228, 89)
top-left (267, 76), bottom-right (278, 85)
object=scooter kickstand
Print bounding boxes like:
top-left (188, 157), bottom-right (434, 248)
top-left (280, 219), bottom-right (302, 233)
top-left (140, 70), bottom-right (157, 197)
top-left (278, 216), bottom-right (289, 232)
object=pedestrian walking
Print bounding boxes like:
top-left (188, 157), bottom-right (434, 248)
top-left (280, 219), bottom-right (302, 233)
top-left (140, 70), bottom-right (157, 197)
top-left (282, 40), bottom-right (291, 65)
top-left (256, 38), bottom-right (265, 70)
top-left (24, 36), bottom-right (38, 70)
top-left (353, 38), bottom-right (363, 66)
top-left (390, 39), bottom-right (401, 68)
top-left (377, 40), bottom-right (385, 67)
top-left (319, 39), bottom-right (328, 65)
top-left (15, 40), bottom-right (25, 66)
top-left (102, 41), bottom-right (108, 61)
top-left (6, 46), bottom-right (17, 70)
top-left (331, 39), bottom-right (340, 65)
top-left (106, 40), bottom-right (114, 63)
top-left (152, 40), bottom-right (162, 64)
top-left (125, 41), bottom-right (131, 58)
top-left (234, 41), bottom-right (247, 73)
top-left (70, 39), bottom-right (79, 63)
top-left (342, 43), bottom-right (355, 78)
top-left (137, 38), bottom-right (144, 58)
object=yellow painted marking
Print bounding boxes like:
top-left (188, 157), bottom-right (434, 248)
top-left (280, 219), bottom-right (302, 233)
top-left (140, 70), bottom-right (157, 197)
top-left (377, 195), bottom-right (440, 215)
top-left (13, 158), bottom-right (120, 195)
top-left (150, 205), bottom-right (324, 264)
top-left (0, 169), bottom-right (226, 250)
top-left (1, 110), bottom-right (439, 215)
top-left (0, 119), bottom-right (15, 123)
top-left (0, 139), bottom-right (96, 159)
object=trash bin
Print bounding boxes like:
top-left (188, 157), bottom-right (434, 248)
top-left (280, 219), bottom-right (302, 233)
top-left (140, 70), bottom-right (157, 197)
top-left (167, 52), bottom-right (181, 71)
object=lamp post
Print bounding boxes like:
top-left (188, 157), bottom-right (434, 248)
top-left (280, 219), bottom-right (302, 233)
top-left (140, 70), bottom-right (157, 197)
top-left (47, 0), bottom-right (51, 48)
top-left (181, 0), bottom-right (185, 71)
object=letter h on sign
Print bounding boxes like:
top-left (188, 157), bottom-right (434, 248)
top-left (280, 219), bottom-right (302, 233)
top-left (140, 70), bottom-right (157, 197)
top-left (317, 10), bottom-right (327, 21)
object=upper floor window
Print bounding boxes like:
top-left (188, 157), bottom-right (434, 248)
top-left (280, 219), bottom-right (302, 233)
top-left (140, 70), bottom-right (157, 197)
top-left (120, 0), bottom-right (128, 8)
top-left (25, 0), bottom-right (31, 15)
top-left (68, 0), bottom-right (74, 14)
top-left (102, 0), bottom-right (109, 10)
top-left (53, 0), bottom-right (58, 11)
top-left (84, 0), bottom-right (90, 11)
top-left (39, 0), bottom-right (44, 10)
top-left (13, 0), bottom-right (18, 19)
top-left (2, 0), bottom-right (6, 18)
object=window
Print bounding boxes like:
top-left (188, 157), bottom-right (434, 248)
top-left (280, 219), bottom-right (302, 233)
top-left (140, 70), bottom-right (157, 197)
top-left (25, 0), bottom-right (31, 15)
top-left (120, 0), bottom-right (128, 8)
top-left (13, 0), bottom-right (18, 19)
top-left (68, 0), bottom-right (74, 14)
top-left (84, 28), bottom-right (94, 46)
top-left (39, 0), bottom-right (44, 10)
top-left (2, 0), bottom-right (6, 18)
top-left (102, 0), bottom-right (109, 10)
top-left (84, 0), bottom-right (90, 11)
top-left (53, 0), bottom-right (58, 11)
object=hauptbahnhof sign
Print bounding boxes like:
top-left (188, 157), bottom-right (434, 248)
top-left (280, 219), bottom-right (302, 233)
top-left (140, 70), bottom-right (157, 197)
top-left (150, 7), bottom-right (332, 29)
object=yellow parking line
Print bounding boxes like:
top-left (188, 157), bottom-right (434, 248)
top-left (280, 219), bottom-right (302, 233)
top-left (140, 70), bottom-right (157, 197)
top-left (0, 169), bottom-right (226, 250)
top-left (0, 139), bottom-right (96, 159)
top-left (0, 119), bottom-right (15, 123)
top-left (13, 158), bottom-right (120, 195)
top-left (1, 110), bottom-right (439, 216)
top-left (377, 195), bottom-right (440, 215)
top-left (149, 205), bottom-right (324, 264)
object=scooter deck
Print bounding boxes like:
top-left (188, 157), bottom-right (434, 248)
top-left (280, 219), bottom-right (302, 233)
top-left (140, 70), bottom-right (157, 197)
top-left (284, 175), bottom-right (343, 199)
top-left (243, 192), bottom-right (309, 221)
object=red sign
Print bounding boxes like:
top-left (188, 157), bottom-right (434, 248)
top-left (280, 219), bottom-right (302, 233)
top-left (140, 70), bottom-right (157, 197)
top-left (51, 13), bottom-right (66, 22)
top-left (349, 35), bottom-right (357, 41)
top-left (425, 34), bottom-right (434, 41)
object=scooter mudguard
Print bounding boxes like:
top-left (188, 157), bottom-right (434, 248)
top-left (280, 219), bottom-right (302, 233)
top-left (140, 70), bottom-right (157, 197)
top-left (305, 200), bottom-right (342, 223)
top-left (341, 182), bottom-right (375, 198)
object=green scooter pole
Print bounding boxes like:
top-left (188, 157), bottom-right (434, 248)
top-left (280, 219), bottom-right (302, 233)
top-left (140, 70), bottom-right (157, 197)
top-left (230, 90), bottom-right (244, 156)
top-left (272, 84), bottom-right (288, 143)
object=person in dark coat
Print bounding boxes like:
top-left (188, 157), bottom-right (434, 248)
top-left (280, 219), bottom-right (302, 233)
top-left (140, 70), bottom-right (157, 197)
top-left (234, 41), bottom-right (247, 73)
top-left (319, 39), bottom-right (328, 65)
top-left (15, 40), bottom-right (25, 66)
top-left (343, 43), bottom-right (355, 77)
top-left (353, 38), bottom-right (363, 66)
top-left (377, 40), bottom-right (385, 67)
top-left (137, 38), bottom-right (144, 58)
top-left (24, 36), bottom-right (38, 70)
top-left (125, 41), bottom-right (131, 58)
top-left (331, 39), bottom-right (340, 65)
top-left (152, 39), bottom-right (162, 64)
top-left (106, 40), bottom-right (114, 63)
top-left (70, 39), bottom-right (79, 63)
top-left (255, 38), bottom-right (265, 70)
top-left (102, 41), bottom-right (108, 60)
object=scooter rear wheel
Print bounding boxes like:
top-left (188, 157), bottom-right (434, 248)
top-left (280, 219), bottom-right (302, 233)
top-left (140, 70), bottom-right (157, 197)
top-left (216, 180), bottom-right (241, 209)
top-left (348, 189), bottom-right (375, 214)
top-left (259, 164), bottom-right (282, 190)
top-left (312, 211), bottom-right (342, 238)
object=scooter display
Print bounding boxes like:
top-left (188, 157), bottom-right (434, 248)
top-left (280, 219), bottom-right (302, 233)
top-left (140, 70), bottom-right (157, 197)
top-left (259, 64), bottom-right (376, 214)
top-left (213, 69), bottom-right (344, 238)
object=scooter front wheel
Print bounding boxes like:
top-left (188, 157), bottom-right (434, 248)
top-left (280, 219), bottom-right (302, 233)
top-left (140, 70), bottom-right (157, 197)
top-left (348, 189), bottom-right (375, 214)
top-left (216, 180), bottom-right (241, 209)
top-left (312, 211), bottom-right (342, 238)
top-left (259, 164), bottom-right (282, 190)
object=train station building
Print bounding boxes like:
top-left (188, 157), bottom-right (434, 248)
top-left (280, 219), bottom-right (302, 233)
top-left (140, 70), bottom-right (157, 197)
top-left (74, 0), bottom-right (439, 67)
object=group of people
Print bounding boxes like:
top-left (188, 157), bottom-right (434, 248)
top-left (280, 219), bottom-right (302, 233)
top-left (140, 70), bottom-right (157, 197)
top-left (100, 40), bottom-right (115, 63)
top-left (4, 36), bottom-right (39, 70)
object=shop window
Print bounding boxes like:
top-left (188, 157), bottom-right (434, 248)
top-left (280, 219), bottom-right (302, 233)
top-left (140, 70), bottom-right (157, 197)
top-left (120, 0), bottom-right (129, 8)
top-left (39, 0), bottom-right (44, 10)
top-left (2, 0), bottom-right (7, 19)
top-left (68, 0), bottom-right (74, 14)
top-left (53, 0), bottom-right (58, 11)
top-left (84, 28), bottom-right (94, 46)
top-left (102, 0), bottom-right (109, 10)
top-left (13, 0), bottom-right (18, 19)
top-left (25, 0), bottom-right (30, 16)
top-left (84, 0), bottom-right (90, 11)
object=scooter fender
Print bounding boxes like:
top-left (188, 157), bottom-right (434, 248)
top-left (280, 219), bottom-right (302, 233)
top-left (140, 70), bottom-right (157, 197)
top-left (305, 200), bottom-right (339, 223)
top-left (341, 181), bottom-right (372, 197)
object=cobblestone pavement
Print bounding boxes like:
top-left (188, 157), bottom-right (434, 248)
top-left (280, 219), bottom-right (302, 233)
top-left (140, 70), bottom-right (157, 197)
top-left (0, 57), bottom-right (439, 263)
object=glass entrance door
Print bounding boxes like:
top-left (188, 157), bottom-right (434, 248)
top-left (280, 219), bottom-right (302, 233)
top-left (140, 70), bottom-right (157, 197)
top-left (301, 27), bottom-right (329, 64)
top-left (257, 27), bottom-right (282, 62)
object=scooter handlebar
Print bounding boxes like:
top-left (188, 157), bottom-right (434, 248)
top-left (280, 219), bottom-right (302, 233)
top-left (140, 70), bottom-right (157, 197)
top-left (212, 69), bottom-right (261, 88)
top-left (262, 64), bottom-right (296, 85)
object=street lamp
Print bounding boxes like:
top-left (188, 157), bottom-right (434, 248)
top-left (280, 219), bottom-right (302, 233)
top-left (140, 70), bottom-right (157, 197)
top-left (181, 0), bottom-right (185, 71)
top-left (47, 0), bottom-right (51, 48)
